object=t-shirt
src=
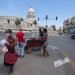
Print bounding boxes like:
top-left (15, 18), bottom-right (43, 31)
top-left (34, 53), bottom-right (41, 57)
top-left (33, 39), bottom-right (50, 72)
top-left (39, 31), bottom-right (44, 38)
top-left (16, 31), bottom-right (24, 42)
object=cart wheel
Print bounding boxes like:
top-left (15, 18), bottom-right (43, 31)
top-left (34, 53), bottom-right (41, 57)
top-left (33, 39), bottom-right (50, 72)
top-left (27, 48), bottom-right (32, 54)
top-left (24, 46), bottom-right (28, 54)
top-left (38, 46), bottom-right (42, 51)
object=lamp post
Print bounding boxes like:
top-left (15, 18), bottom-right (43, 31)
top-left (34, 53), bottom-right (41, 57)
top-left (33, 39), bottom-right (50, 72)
top-left (37, 16), bottom-right (58, 27)
top-left (45, 15), bottom-right (48, 28)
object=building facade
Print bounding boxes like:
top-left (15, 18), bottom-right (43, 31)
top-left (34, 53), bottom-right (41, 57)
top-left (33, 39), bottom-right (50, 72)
top-left (0, 16), bottom-right (17, 29)
top-left (63, 17), bottom-right (75, 33)
top-left (0, 6), bottom-right (39, 31)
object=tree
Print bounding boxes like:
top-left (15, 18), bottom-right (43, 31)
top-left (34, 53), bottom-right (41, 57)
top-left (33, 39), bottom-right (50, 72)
top-left (15, 18), bottom-right (21, 26)
top-left (20, 18), bottom-right (24, 21)
top-left (51, 25), bottom-right (56, 30)
top-left (7, 19), bottom-right (10, 24)
top-left (31, 23), bottom-right (32, 26)
top-left (33, 20), bottom-right (37, 25)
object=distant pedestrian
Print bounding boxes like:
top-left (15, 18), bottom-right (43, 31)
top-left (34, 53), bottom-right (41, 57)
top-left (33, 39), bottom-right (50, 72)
top-left (42, 28), bottom-right (49, 57)
top-left (4, 29), bottom-right (17, 73)
top-left (59, 32), bottom-right (62, 35)
top-left (16, 27), bottom-right (25, 58)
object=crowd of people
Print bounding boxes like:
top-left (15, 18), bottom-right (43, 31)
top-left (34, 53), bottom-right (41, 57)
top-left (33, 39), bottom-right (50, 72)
top-left (1, 27), bottom-right (49, 73)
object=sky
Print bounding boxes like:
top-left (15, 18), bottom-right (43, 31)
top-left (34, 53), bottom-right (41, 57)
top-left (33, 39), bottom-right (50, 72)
top-left (0, 0), bottom-right (75, 29)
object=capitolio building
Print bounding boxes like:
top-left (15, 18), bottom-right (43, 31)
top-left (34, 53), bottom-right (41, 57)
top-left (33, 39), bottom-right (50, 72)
top-left (0, 6), bottom-right (40, 31)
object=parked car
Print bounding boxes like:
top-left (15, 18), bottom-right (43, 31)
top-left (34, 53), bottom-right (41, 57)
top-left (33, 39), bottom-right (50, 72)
top-left (71, 31), bottom-right (75, 39)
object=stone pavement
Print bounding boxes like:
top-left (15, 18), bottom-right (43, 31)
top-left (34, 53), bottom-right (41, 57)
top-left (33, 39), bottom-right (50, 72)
top-left (0, 32), bottom-right (75, 75)
top-left (0, 46), bottom-right (74, 75)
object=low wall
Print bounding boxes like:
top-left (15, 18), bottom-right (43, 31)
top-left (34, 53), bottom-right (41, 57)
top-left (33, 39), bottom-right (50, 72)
top-left (0, 29), bottom-right (39, 33)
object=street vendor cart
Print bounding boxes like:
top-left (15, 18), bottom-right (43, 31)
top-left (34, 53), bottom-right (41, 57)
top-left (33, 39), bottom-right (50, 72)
top-left (25, 37), bottom-right (44, 54)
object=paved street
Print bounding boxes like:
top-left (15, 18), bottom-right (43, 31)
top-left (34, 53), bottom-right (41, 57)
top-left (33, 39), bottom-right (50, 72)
top-left (0, 32), bottom-right (75, 75)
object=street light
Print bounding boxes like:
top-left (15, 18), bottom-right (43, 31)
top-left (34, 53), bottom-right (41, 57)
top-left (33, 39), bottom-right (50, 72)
top-left (56, 16), bottom-right (58, 20)
top-left (45, 15), bottom-right (48, 28)
top-left (37, 16), bottom-right (58, 27)
top-left (38, 17), bottom-right (39, 21)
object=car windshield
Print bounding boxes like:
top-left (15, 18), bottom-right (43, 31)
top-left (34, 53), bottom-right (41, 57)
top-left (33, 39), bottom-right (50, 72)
top-left (31, 33), bottom-right (39, 38)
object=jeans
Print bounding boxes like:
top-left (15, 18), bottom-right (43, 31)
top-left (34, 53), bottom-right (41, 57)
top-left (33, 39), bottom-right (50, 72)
top-left (17, 42), bottom-right (25, 57)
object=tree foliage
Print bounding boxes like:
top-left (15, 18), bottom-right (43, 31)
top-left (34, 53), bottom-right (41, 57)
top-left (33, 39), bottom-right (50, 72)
top-left (51, 25), bottom-right (56, 30)
top-left (7, 19), bottom-right (10, 24)
top-left (33, 20), bottom-right (37, 25)
top-left (15, 18), bottom-right (21, 26)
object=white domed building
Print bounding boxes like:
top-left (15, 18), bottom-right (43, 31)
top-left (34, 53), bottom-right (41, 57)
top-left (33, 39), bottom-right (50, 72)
top-left (20, 6), bottom-right (39, 30)
top-left (0, 6), bottom-right (39, 31)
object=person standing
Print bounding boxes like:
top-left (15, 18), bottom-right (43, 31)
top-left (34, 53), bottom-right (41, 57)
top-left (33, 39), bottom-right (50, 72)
top-left (16, 27), bottom-right (25, 58)
top-left (39, 28), bottom-right (44, 38)
top-left (4, 29), bottom-right (17, 73)
top-left (42, 28), bottom-right (49, 57)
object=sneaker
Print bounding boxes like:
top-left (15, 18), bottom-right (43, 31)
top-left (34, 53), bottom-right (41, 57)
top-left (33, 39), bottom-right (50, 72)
top-left (21, 55), bottom-right (24, 58)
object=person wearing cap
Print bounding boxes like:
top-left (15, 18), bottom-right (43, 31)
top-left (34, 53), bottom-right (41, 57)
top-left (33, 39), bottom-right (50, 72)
top-left (4, 29), bottom-right (17, 73)
top-left (16, 27), bottom-right (25, 58)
